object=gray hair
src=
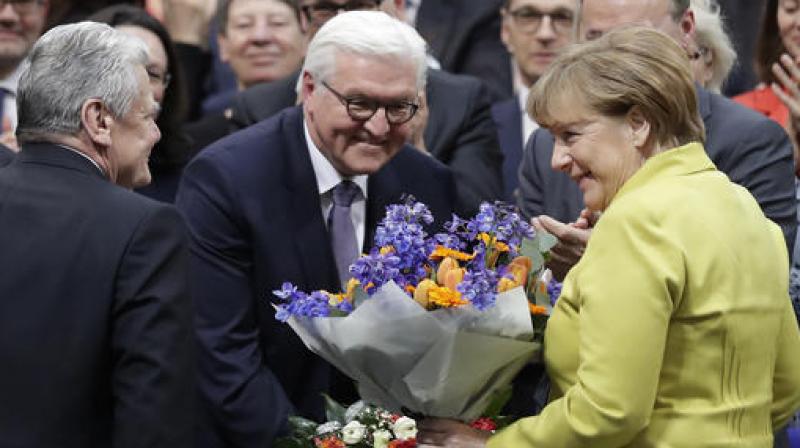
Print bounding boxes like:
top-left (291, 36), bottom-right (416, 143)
top-left (691, 0), bottom-right (735, 92)
top-left (16, 21), bottom-right (149, 143)
top-left (302, 11), bottom-right (428, 92)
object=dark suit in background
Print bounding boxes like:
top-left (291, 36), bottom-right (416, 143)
top-left (176, 106), bottom-right (457, 447)
top-left (0, 144), bottom-right (13, 166)
top-left (416, 0), bottom-right (512, 102)
top-left (491, 97), bottom-right (525, 202)
top-left (0, 143), bottom-right (193, 447)
top-left (189, 68), bottom-right (504, 215)
top-left (518, 85), bottom-right (798, 256)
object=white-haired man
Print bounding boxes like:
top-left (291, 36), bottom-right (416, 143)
top-left (0, 22), bottom-right (193, 447)
top-left (176, 11), bottom-right (457, 447)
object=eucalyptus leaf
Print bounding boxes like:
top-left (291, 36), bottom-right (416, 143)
top-left (323, 393), bottom-right (347, 424)
top-left (537, 231), bottom-right (558, 252)
top-left (352, 286), bottom-right (369, 309)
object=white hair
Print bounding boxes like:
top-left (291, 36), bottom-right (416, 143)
top-left (691, 0), bottom-right (736, 93)
top-left (302, 11), bottom-right (428, 91)
top-left (16, 21), bottom-right (149, 143)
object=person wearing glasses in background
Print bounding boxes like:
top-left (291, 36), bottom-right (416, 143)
top-left (175, 11), bottom-right (457, 448)
top-left (492, 0), bottom-right (575, 202)
top-left (0, 0), bottom-right (48, 152)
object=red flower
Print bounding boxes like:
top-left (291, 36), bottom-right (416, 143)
top-left (470, 418), bottom-right (497, 432)
top-left (389, 438), bottom-right (417, 448)
top-left (314, 436), bottom-right (346, 448)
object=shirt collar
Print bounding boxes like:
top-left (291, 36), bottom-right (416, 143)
top-left (0, 63), bottom-right (24, 95)
top-left (303, 120), bottom-right (368, 197)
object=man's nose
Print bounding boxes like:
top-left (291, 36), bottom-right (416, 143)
top-left (364, 108), bottom-right (390, 136)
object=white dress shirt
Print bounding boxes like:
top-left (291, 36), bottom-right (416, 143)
top-left (517, 84), bottom-right (539, 145)
top-left (304, 121), bottom-right (369, 251)
top-left (0, 64), bottom-right (23, 133)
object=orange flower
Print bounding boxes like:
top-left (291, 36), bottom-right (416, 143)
top-left (314, 436), bottom-right (345, 448)
top-left (507, 256), bottom-right (532, 287)
top-left (442, 267), bottom-right (465, 291)
top-left (413, 279), bottom-right (437, 309)
top-left (497, 277), bottom-right (519, 293)
top-left (529, 303), bottom-right (548, 315)
top-left (430, 245), bottom-right (474, 261)
top-left (405, 284), bottom-right (416, 295)
top-left (380, 245), bottom-right (395, 255)
top-left (428, 285), bottom-right (468, 308)
top-left (477, 233), bottom-right (510, 252)
top-left (436, 257), bottom-right (460, 285)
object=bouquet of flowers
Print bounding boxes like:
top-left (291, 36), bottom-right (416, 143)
top-left (274, 199), bottom-right (558, 420)
top-left (276, 395), bottom-right (507, 448)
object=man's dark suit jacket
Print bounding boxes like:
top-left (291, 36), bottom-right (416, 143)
top-left (187, 68), bottom-right (503, 216)
top-left (0, 143), bottom-right (13, 166)
top-left (416, 0), bottom-right (512, 102)
top-left (176, 106), bottom-right (458, 447)
top-left (0, 143), bottom-right (194, 447)
top-left (518, 85), bottom-right (798, 256)
top-left (491, 97), bottom-right (524, 202)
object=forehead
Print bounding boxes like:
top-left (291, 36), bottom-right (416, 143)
top-left (507, 0), bottom-right (576, 10)
top-left (229, 0), bottom-right (294, 16)
top-left (329, 52), bottom-right (418, 99)
top-left (581, 0), bottom-right (670, 31)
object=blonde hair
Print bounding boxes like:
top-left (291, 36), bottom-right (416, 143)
top-left (530, 26), bottom-right (705, 147)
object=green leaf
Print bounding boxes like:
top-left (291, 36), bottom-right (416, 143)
top-left (537, 231), bottom-right (558, 252)
top-left (352, 286), bottom-right (369, 309)
top-left (519, 237), bottom-right (545, 273)
top-left (323, 393), bottom-right (347, 423)
top-left (482, 384), bottom-right (513, 419)
top-left (287, 416), bottom-right (318, 438)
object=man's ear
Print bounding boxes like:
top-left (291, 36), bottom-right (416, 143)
top-left (80, 99), bottom-right (113, 148)
top-left (678, 8), bottom-right (696, 50)
top-left (300, 70), bottom-right (316, 104)
top-left (626, 106), bottom-right (651, 149)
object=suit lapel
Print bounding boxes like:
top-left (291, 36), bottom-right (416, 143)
top-left (364, 154), bottom-right (405, 251)
top-left (282, 108), bottom-right (341, 292)
top-left (696, 84), bottom-right (713, 138)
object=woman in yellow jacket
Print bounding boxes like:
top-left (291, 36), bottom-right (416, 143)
top-left (418, 26), bottom-right (800, 447)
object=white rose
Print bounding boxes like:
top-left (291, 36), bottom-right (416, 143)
top-left (341, 421), bottom-right (367, 444)
top-left (372, 429), bottom-right (392, 448)
top-left (392, 416), bottom-right (418, 440)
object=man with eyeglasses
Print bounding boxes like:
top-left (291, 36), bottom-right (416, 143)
top-left (225, 0), bottom-right (503, 217)
top-left (492, 0), bottom-right (575, 201)
top-left (0, 0), bottom-right (48, 152)
top-left (176, 11), bottom-right (457, 448)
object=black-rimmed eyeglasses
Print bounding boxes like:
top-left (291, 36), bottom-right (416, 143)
top-left (506, 7), bottom-right (574, 35)
top-left (0, 0), bottom-right (43, 15)
top-left (301, 0), bottom-right (381, 26)
top-left (321, 81), bottom-right (419, 125)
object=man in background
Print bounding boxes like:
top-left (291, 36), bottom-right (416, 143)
top-left (492, 0), bottom-right (575, 200)
top-left (0, 0), bottom-right (48, 149)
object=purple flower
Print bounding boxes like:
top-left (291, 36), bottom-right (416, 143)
top-left (349, 248), bottom-right (403, 293)
top-left (547, 279), bottom-right (563, 306)
top-left (273, 283), bottom-right (332, 322)
top-left (457, 268), bottom-right (500, 311)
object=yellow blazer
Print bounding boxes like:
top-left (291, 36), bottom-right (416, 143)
top-left (489, 143), bottom-right (800, 447)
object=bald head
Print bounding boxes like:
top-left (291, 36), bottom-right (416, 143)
top-left (577, 0), bottom-right (694, 47)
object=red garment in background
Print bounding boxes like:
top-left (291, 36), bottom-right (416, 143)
top-left (734, 85), bottom-right (790, 127)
